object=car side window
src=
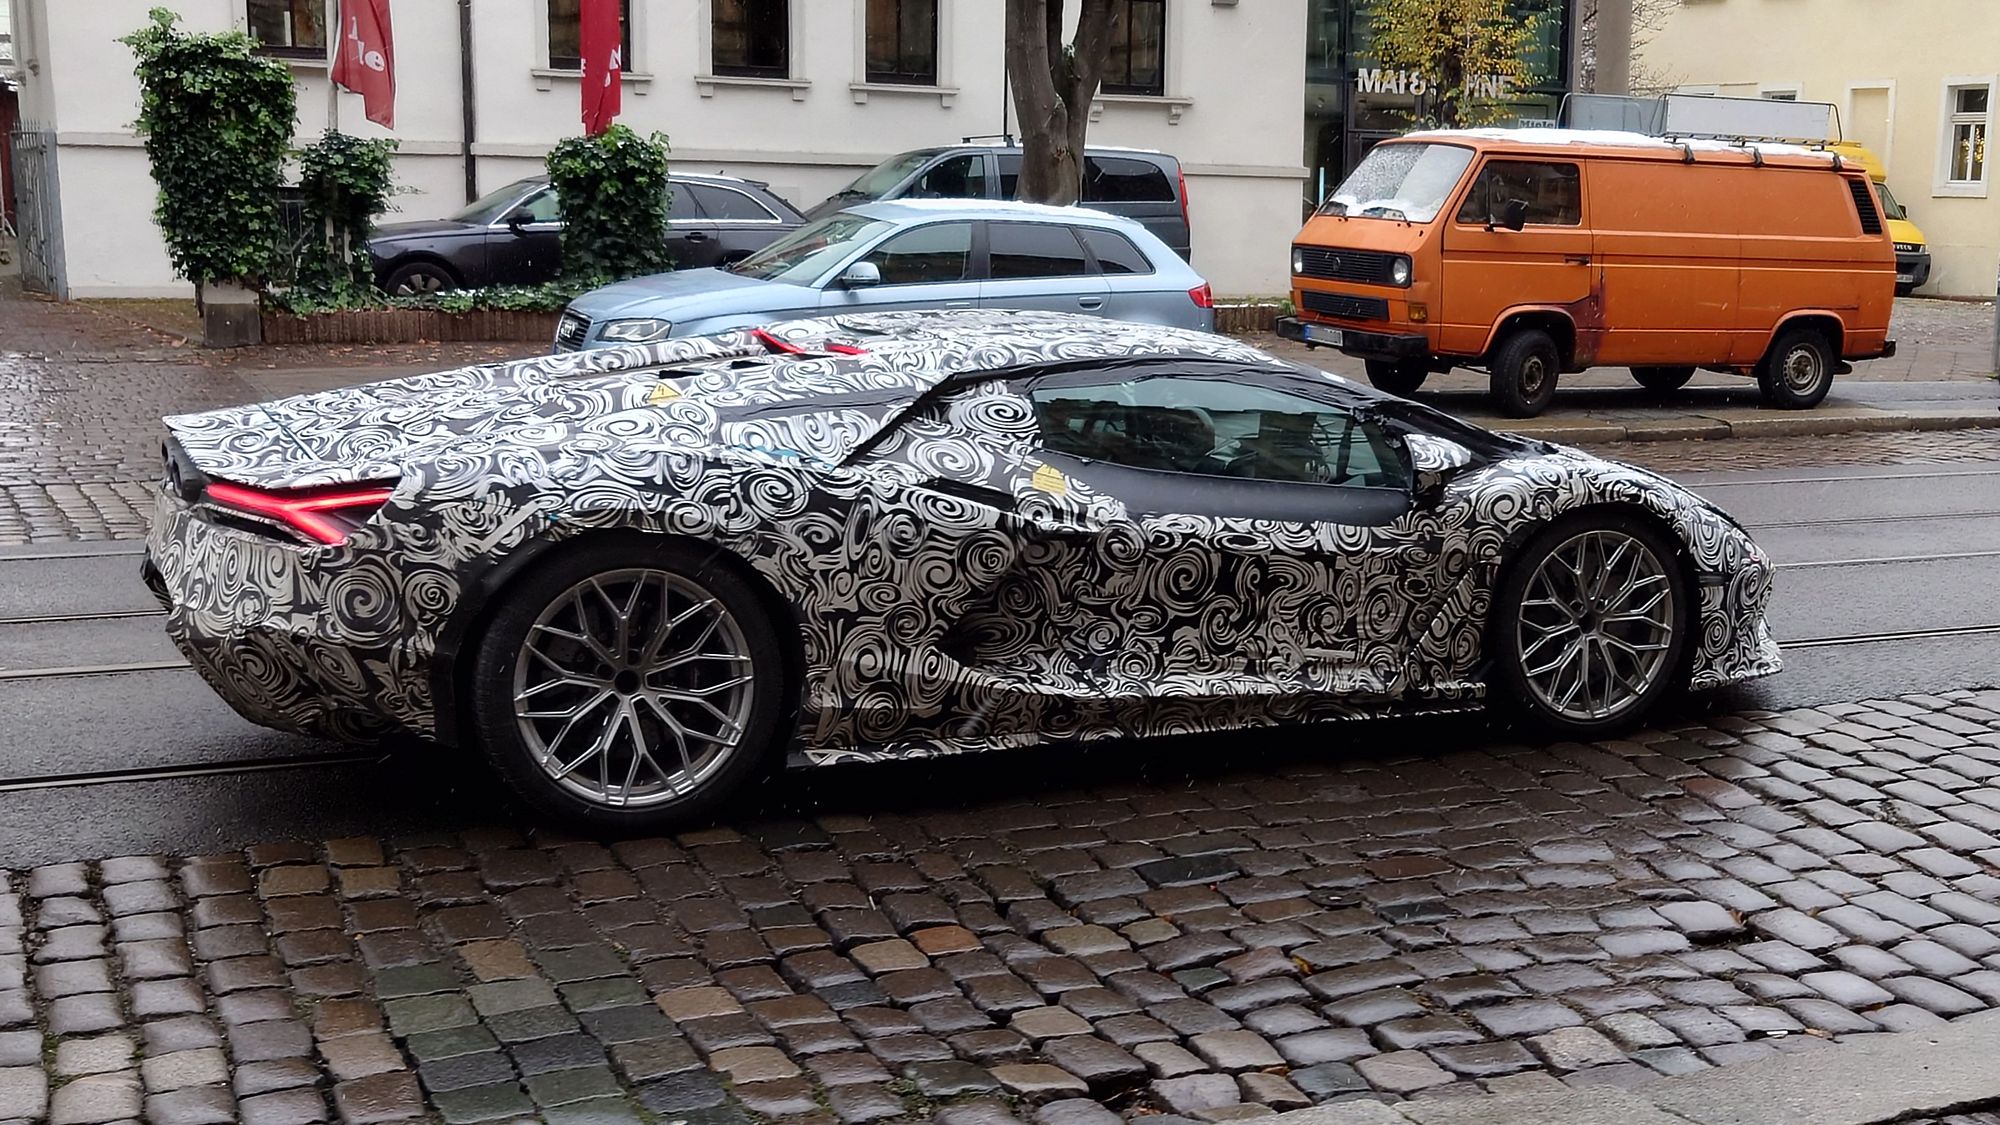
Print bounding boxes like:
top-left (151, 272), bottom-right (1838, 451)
top-left (1081, 157), bottom-right (1176, 203)
top-left (862, 222), bottom-right (974, 285)
top-left (910, 154), bottom-right (988, 199)
top-left (997, 154), bottom-right (1023, 200)
top-left (666, 185), bottom-right (706, 222)
top-left (1027, 374), bottom-right (1409, 489)
top-left (519, 187), bottom-right (563, 223)
top-left (1454, 161), bottom-right (1582, 226)
top-left (988, 223), bottom-right (1091, 279)
top-left (1078, 228), bottom-right (1154, 275)
top-left (688, 184), bottom-right (778, 222)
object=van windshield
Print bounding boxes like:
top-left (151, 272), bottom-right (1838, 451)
top-left (1875, 181), bottom-right (1908, 221)
top-left (1320, 144), bottom-right (1475, 223)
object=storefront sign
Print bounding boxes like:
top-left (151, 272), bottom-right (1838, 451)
top-left (1355, 68), bottom-right (1515, 100)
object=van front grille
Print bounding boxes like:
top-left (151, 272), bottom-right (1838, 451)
top-left (1847, 179), bottom-right (1883, 235)
top-left (1295, 246), bottom-right (1401, 285)
top-left (1300, 291), bottom-right (1390, 322)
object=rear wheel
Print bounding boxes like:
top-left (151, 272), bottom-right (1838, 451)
top-left (1631, 366), bottom-right (1695, 393)
top-left (470, 539), bottom-right (788, 832)
top-left (1364, 359), bottom-right (1428, 397)
top-left (1492, 513), bottom-right (1690, 738)
top-left (1489, 328), bottom-right (1561, 417)
top-left (1757, 325), bottom-right (1835, 409)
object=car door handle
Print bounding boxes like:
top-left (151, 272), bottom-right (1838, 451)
top-left (1078, 297), bottom-right (1105, 310)
top-left (943, 300), bottom-right (976, 309)
top-left (683, 231), bottom-right (709, 242)
top-left (1564, 254), bottom-right (1592, 265)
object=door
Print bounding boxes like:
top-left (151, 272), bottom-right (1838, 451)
top-left (1438, 159), bottom-right (1594, 359)
top-left (1080, 155), bottom-right (1188, 259)
top-left (682, 182), bottom-right (789, 267)
top-left (484, 185), bottom-right (565, 284)
top-left (1077, 226), bottom-right (1175, 325)
top-left (979, 222), bottom-right (1110, 315)
top-left (817, 220), bottom-right (981, 315)
top-left (900, 152), bottom-right (994, 200)
top-left (663, 182), bottom-right (721, 269)
top-left (1587, 160), bottom-right (1738, 365)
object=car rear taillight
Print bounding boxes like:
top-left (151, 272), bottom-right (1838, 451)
top-left (204, 481), bottom-right (396, 546)
top-left (1188, 283), bottom-right (1214, 309)
top-left (1176, 165), bottom-right (1190, 231)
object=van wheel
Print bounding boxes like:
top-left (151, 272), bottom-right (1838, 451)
top-left (1489, 329), bottom-right (1561, 418)
top-left (1895, 283), bottom-right (1916, 297)
top-left (1757, 326), bottom-right (1835, 409)
top-left (1365, 359), bottom-right (1428, 397)
top-left (1631, 366), bottom-right (1695, 393)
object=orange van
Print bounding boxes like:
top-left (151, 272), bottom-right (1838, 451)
top-left (1277, 129), bottom-right (1897, 417)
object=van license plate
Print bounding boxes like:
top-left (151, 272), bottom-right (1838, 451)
top-left (1304, 325), bottom-right (1344, 346)
top-left (1896, 273), bottom-right (1914, 284)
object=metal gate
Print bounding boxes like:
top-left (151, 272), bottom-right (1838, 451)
top-left (7, 125), bottom-right (66, 298)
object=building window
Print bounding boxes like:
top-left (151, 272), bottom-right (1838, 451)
top-left (246, 0), bottom-right (325, 57)
top-left (548, 0), bottom-right (631, 71)
top-left (866, 0), bottom-right (938, 85)
top-left (714, 0), bottom-right (790, 78)
top-left (1945, 84), bottom-right (1990, 185)
top-left (1102, 0), bottom-right (1165, 96)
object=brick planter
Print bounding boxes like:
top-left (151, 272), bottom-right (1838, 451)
top-left (1214, 302), bottom-right (1286, 336)
top-left (257, 308), bottom-right (560, 346)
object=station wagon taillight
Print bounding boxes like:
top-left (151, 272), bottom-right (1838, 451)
top-left (205, 481), bottom-right (397, 545)
top-left (1189, 283), bottom-right (1214, 309)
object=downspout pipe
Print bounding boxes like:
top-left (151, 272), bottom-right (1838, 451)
top-left (459, 0), bottom-right (477, 202)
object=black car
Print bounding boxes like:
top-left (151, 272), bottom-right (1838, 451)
top-left (807, 145), bottom-right (1193, 262)
top-left (367, 173), bottom-right (806, 294)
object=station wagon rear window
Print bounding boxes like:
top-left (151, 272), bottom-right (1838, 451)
top-left (1321, 143), bottom-right (1474, 224)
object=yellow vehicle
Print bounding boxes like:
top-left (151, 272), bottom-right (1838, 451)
top-left (1830, 142), bottom-right (1929, 294)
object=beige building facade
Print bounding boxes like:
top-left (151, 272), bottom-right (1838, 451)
top-left (1641, 0), bottom-right (1998, 297)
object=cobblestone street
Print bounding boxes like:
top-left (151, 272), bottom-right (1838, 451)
top-left (4, 691), bottom-right (2000, 1124)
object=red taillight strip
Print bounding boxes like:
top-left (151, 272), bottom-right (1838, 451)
top-left (204, 481), bottom-right (395, 545)
top-left (750, 327), bottom-right (869, 357)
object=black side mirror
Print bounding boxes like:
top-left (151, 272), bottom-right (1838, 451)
top-left (1498, 199), bottom-right (1529, 232)
top-left (505, 209), bottom-right (532, 232)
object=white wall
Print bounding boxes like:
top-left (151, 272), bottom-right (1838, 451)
top-left (23, 0), bottom-right (1306, 299)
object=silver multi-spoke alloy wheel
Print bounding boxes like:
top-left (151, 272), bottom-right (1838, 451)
top-left (1514, 529), bottom-right (1678, 723)
top-left (511, 568), bottom-right (756, 809)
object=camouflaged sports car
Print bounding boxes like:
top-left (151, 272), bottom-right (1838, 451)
top-left (144, 310), bottom-right (1781, 829)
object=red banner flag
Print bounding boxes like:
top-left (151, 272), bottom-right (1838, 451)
top-left (331, 0), bottom-right (396, 128)
top-left (580, 0), bottom-right (623, 135)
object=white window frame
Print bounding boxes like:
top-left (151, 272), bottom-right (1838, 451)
top-left (531, 0), bottom-right (653, 93)
top-left (1844, 80), bottom-right (1897, 167)
top-left (850, 0), bottom-right (959, 106)
top-left (1935, 75), bottom-right (1995, 198)
top-left (696, 0), bottom-right (811, 100)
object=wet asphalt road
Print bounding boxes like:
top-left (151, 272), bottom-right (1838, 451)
top-left (0, 458), bottom-right (1995, 866)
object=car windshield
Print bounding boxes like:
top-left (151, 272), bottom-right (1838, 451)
top-left (450, 180), bottom-right (538, 225)
top-left (838, 151), bottom-right (943, 199)
top-left (1320, 144), bottom-right (1475, 223)
top-left (725, 214), bottom-right (893, 284)
top-left (1875, 181), bottom-right (1908, 221)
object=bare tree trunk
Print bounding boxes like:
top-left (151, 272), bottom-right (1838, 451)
top-left (1004, 0), bottom-right (1115, 205)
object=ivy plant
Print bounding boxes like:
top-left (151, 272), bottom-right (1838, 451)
top-left (294, 130), bottom-right (399, 303)
top-left (545, 126), bottom-right (674, 284)
top-left (122, 8), bottom-right (297, 306)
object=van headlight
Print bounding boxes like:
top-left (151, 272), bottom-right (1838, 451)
top-left (1390, 256), bottom-right (1412, 286)
top-left (1292, 246), bottom-right (1305, 275)
top-left (599, 318), bottom-right (674, 343)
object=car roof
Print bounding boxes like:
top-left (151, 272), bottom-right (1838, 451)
top-left (1397, 127), bottom-right (1846, 169)
top-left (514, 171), bottom-right (772, 189)
top-left (842, 197), bottom-right (1156, 231)
top-left (935, 144), bottom-right (1175, 161)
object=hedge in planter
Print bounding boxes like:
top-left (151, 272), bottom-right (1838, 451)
top-left (122, 8), bottom-right (296, 309)
top-left (546, 126), bottom-right (673, 284)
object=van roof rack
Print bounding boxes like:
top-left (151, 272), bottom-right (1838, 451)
top-left (1559, 92), bottom-right (1844, 148)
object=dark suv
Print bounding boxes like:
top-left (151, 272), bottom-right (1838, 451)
top-left (367, 173), bottom-right (805, 294)
top-left (807, 145), bottom-right (1191, 261)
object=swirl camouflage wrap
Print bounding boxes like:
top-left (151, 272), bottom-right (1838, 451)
top-left (143, 309), bottom-right (1781, 769)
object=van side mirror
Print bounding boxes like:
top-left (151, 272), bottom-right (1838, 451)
top-left (1497, 199), bottom-right (1529, 232)
top-left (1405, 434), bottom-right (1475, 507)
top-left (837, 260), bottom-right (883, 289)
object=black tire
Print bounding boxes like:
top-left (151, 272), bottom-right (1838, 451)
top-left (1757, 325), bottom-right (1836, 409)
top-left (470, 537), bottom-right (790, 832)
top-left (1488, 328), bottom-right (1562, 417)
top-left (1631, 366), bottom-right (1695, 393)
top-left (383, 259), bottom-right (460, 296)
top-left (1365, 359), bottom-right (1429, 397)
top-left (1491, 512), bottom-right (1693, 739)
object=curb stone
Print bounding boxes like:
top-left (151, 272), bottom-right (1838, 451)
top-left (1498, 405), bottom-right (2000, 446)
top-left (1262, 1010), bottom-right (2000, 1125)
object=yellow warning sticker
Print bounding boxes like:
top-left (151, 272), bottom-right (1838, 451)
top-left (1030, 463), bottom-right (1068, 496)
top-left (647, 383), bottom-right (682, 404)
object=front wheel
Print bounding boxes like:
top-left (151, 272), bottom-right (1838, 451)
top-left (470, 539), bottom-right (789, 832)
top-left (1365, 359), bottom-right (1428, 397)
top-left (1757, 326), bottom-right (1835, 409)
top-left (1631, 366), bottom-right (1695, 393)
top-left (383, 259), bottom-right (460, 296)
top-left (1489, 329), bottom-right (1561, 417)
top-left (1895, 283), bottom-right (1916, 298)
top-left (1492, 514), bottom-right (1691, 738)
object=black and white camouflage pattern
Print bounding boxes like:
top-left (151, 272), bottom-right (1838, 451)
top-left (146, 310), bottom-right (1781, 761)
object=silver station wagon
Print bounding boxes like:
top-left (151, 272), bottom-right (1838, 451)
top-left (556, 199), bottom-right (1215, 351)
